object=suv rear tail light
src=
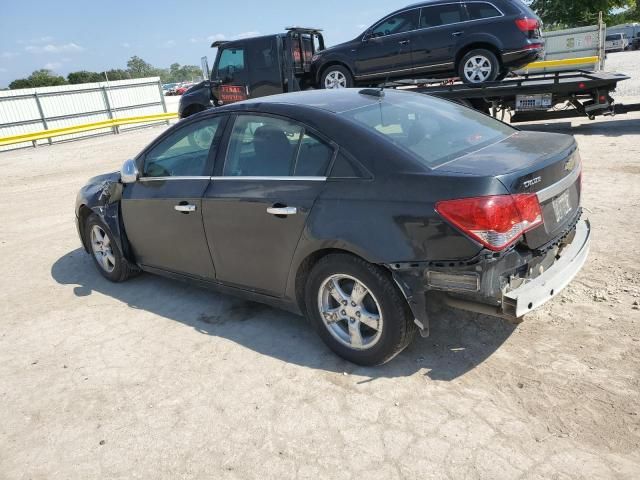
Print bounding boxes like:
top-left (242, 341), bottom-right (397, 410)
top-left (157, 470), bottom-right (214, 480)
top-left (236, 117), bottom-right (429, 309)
top-left (515, 17), bottom-right (540, 32)
top-left (436, 194), bottom-right (543, 251)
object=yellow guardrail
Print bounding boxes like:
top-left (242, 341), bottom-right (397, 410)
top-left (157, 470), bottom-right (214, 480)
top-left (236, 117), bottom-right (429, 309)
top-left (523, 56), bottom-right (600, 70)
top-left (0, 112), bottom-right (178, 147)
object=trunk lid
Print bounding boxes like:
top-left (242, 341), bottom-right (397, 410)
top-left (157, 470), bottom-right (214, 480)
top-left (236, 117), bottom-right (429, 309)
top-left (435, 131), bottom-right (582, 249)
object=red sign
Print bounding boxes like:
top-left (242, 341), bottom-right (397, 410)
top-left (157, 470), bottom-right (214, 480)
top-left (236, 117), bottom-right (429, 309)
top-left (219, 85), bottom-right (248, 104)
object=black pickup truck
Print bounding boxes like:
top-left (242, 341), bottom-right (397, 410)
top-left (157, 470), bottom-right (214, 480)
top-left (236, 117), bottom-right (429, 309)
top-left (179, 28), bottom-right (324, 119)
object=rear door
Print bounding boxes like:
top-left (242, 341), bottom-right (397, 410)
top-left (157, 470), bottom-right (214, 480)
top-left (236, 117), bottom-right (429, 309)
top-left (121, 115), bottom-right (226, 278)
top-left (355, 8), bottom-right (420, 79)
top-left (202, 113), bottom-right (335, 296)
top-left (411, 2), bottom-right (467, 74)
top-left (247, 36), bottom-right (284, 98)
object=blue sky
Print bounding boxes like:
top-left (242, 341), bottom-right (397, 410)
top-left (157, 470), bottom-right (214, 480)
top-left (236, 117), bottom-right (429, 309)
top-left (0, 0), bottom-right (414, 87)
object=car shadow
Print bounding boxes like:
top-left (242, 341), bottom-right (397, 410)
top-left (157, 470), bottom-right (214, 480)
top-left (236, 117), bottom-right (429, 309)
top-left (51, 249), bottom-right (516, 381)
top-left (518, 117), bottom-right (640, 137)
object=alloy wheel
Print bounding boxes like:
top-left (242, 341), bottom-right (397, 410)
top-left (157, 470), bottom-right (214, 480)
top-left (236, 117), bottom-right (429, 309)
top-left (464, 55), bottom-right (493, 83)
top-left (90, 225), bottom-right (116, 273)
top-left (324, 70), bottom-right (348, 89)
top-left (318, 274), bottom-right (383, 350)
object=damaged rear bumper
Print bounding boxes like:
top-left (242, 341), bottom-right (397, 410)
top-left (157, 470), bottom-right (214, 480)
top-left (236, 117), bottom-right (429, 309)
top-left (501, 218), bottom-right (590, 317)
top-left (389, 218), bottom-right (591, 333)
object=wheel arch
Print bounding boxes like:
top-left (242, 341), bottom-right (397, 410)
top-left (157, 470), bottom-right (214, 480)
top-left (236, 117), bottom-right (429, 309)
top-left (291, 247), bottom-right (399, 317)
top-left (317, 60), bottom-right (354, 85)
top-left (181, 103), bottom-right (207, 119)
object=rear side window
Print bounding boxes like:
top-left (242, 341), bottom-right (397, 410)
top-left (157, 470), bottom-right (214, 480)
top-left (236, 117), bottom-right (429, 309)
top-left (224, 115), bottom-right (333, 177)
top-left (339, 93), bottom-right (515, 168)
top-left (372, 10), bottom-right (419, 37)
top-left (420, 4), bottom-right (466, 28)
top-left (465, 2), bottom-right (502, 20)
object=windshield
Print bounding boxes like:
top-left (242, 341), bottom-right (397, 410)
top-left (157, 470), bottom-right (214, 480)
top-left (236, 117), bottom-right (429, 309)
top-left (339, 92), bottom-right (515, 168)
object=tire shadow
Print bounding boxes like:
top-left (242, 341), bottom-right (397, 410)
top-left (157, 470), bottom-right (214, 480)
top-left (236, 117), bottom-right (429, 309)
top-left (52, 249), bottom-right (516, 381)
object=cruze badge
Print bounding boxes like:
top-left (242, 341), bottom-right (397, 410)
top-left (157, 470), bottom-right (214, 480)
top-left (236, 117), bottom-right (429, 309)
top-left (523, 176), bottom-right (542, 189)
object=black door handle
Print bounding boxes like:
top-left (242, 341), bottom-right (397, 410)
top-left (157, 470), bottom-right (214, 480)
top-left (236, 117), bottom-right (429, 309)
top-left (452, 31), bottom-right (464, 37)
top-left (398, 39), bottom-right (411, 46)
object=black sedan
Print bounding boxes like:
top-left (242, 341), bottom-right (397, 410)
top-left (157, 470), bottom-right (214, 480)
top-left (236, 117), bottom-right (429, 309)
top-left (76, 89), bottom-right (590, 365)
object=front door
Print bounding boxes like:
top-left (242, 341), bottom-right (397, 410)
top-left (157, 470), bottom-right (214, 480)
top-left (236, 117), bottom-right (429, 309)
top-left (121, 115), bottom-right (226, 278)
top-left (202, 113), bottom-right (335, 296)
top-left (213, 44), bottom-right (250, 104)
top-left (411, 3), bottom-right (467, 75)
top-left (355, 8), bottom-right (420, 80)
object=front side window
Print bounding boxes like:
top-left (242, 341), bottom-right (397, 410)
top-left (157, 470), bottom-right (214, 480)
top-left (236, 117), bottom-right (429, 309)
top-left (143, 118), bottom-right (222, 177)
top-left (216, 47), bottom-right (245, 80)
top-left (465, 2), bottom-right (502, 20)
top-left (420, 4), bottom-right (466, 28)
top-left (339, 93), bottom-right (515, 168)
top-left (224, 115), bottom-right (333, 177)
top-left (371, 10), bottom-right (419, 38)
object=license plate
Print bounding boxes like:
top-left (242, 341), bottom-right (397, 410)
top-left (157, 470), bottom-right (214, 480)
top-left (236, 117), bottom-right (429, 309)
top-left (552, 190), bottom-right (572, 222)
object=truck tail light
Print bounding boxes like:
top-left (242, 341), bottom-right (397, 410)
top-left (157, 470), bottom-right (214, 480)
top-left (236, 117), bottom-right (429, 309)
top-left (515, 18), bottom-right (540, 32)
top-left (436, 194), bottom-right (543, 251)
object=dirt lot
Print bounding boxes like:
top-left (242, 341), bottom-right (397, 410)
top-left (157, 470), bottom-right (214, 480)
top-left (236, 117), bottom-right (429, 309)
top-left (1, 61), bottom-right (640, 479)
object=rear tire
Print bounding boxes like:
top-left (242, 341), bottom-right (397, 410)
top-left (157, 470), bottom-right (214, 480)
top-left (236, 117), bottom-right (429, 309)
top-left (85, 214), bottom-right (138, 283)
top-left (320, 65), bottom-right (354, 89)
top-left (458, 49), bottom-right (500, 85)
top-left (305, 254), bottom-right (417, 366)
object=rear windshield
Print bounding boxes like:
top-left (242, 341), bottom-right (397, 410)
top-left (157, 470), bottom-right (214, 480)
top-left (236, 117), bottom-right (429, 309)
top-left (339, 92), bottom-right (515, 168)
top-left (606, 34), bottom-right (622, 41)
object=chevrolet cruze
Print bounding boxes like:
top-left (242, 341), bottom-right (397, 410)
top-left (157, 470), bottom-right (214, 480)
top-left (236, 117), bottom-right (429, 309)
top-left (76, 89), bottom-right (589, 365)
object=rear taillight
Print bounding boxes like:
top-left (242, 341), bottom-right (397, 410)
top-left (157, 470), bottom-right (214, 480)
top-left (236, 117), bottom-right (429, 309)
top-left (436, 194), bottom-right (543, 251)
top-left (515, 17), bottom-right (540, 32)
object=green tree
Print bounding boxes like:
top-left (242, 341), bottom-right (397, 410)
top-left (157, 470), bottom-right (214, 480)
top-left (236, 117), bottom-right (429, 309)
top-left (126, 55), bottom-right (156, 78)
top-left (9, 69), bottom-right (67, 89)
top-left (67, 70), bottom-right (104, 84)
top-left (530, 0), bottom-right (632, 27)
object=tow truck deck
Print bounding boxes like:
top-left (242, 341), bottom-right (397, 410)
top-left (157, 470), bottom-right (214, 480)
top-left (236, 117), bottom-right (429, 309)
top-left (387, 70), bottom-right (640, 122)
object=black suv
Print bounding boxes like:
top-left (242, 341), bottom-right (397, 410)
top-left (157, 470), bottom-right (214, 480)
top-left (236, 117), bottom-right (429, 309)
top-left (312, 0), bottom-right (544, 86)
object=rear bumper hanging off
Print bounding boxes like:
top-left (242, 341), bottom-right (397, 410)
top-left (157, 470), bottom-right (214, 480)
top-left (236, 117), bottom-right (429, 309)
top-left (501, 218), bottom-right (591, 318)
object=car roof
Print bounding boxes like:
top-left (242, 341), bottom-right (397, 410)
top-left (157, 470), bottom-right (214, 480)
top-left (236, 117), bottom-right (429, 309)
top-left (214, 88), bottom-right (430, 115)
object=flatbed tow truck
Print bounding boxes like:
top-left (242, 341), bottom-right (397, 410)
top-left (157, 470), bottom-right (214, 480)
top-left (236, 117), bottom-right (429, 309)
top-left (179, 28), bottom-right (640, 124)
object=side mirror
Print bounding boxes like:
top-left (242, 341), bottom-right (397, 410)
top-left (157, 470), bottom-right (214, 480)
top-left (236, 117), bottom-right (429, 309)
top-left (120, 159), bottom-right (139, 184)
top-left (362, 31), bottom-right (372, 42)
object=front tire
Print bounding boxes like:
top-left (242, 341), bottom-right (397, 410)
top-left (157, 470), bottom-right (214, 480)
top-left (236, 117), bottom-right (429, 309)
top-left (320, 65), bottom-right (354, 89)
top-left (85, 214), bottom-right (138, 282)
top-left (305, 254), bottom-right (417, 366)
top-left (458, 49), bottom-right (500, 85)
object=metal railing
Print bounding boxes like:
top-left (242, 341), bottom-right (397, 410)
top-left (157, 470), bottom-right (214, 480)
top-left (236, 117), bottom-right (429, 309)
top-left (0, 77), bottom-right (171, 151)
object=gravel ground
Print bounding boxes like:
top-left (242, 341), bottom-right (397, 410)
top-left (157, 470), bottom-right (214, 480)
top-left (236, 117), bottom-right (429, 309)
top-left (1, 59), bottom-right (639, 479)
top-left (606, 50), bottom-right (640, 98)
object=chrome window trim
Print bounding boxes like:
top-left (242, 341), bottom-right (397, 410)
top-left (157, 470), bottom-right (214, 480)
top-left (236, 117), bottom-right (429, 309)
top-left (138, 176), bottom-right (328, 182)
top-left (364, 1), bottom-right (505, 42)
top-left (211, 176), bottom-right (327, 181)
top-left (138, 176), bottom-right (212, 182)
top-left (536, 165), bottom-right (581, 203)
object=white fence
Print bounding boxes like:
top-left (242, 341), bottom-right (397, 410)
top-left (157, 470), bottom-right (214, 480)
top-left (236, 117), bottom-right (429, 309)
top-left (520, 22), bottom-right (606, 74)
top-left (0, 77), bottom-right (168, 151)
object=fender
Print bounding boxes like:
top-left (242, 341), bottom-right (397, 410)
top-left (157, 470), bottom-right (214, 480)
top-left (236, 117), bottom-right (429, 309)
top-left (178, 81), bottom-right (214, 118)
top-left (75, 172), bottom-right (132, 262)
top-left (313, 53), bottom-right (355, 84)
